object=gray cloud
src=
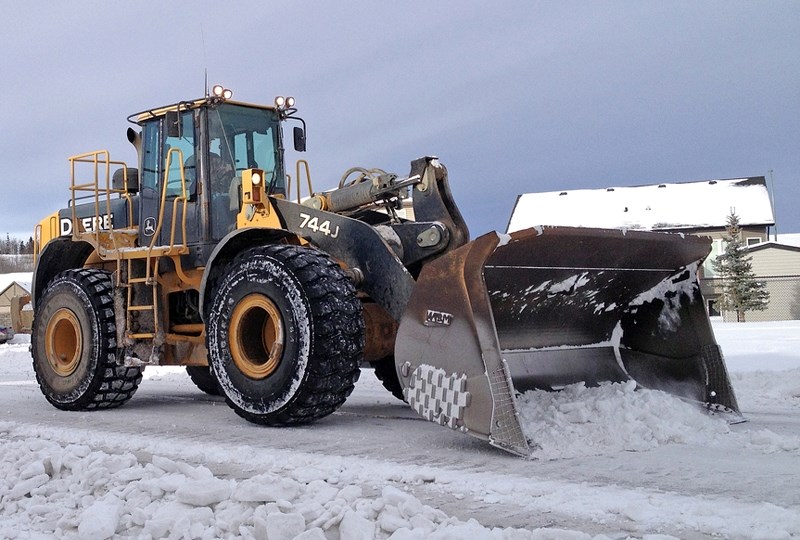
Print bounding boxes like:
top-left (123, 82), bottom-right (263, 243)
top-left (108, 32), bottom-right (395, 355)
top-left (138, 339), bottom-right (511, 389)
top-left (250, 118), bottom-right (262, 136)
top-left (1, 1), bottom-right (797, 239)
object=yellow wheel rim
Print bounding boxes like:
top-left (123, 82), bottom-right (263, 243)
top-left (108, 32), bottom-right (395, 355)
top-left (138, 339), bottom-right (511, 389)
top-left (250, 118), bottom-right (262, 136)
top-left (229, 294), bottom-right (285, 379)
top-left (45, 308), bottom-right (82, 377)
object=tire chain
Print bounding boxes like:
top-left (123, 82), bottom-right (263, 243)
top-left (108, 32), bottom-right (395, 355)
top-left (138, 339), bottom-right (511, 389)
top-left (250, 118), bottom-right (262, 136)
top-left (218, 244), bottom-right (364, 425)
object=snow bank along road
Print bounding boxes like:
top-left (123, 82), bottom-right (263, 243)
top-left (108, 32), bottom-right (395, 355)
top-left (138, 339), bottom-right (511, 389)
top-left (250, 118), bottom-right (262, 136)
top-left (1, 321), bottom-right (799, 539)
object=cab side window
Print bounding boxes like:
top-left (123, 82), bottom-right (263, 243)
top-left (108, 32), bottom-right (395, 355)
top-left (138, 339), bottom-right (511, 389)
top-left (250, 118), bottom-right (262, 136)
top-left (140, 120), bottom-right (161, 192)
top-left (164, 111), bottom-right (196, 198)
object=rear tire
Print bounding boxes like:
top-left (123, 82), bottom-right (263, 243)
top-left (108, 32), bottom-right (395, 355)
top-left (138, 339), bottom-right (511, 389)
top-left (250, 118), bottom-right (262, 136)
top-left (186, 365), bottom-right (221, 395)
top-left (371, 359), bottom-right (406, 401)
top-left (207, 244), bottom-right (364, 425)
top-left (31, 268), bottom-right (142, 410)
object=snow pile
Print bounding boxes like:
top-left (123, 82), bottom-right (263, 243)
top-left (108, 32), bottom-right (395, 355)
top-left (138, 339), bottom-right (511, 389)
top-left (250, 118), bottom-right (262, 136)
top-left (516, 379), bottom-right (800, 460)
top-left (731, 368), bottom-right (800, 410)
top-left (140, 365), bottom-right (187, 382)
top-left (3, 312), bottom-right (800, 538)
top-left (712, 320), bottom-right (800, 373)
top-left (2, 419), bottom-right (798, 540)
top-left (0, 339), bottom-right (34, 380)
top-left (0, 422), bottom-right (552, 540)
top-left (516, 380), bottom-right (729, 460)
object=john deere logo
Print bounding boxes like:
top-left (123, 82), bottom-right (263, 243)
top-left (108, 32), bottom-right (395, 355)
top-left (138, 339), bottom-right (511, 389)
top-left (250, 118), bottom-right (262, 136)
top-left (143, 217), bottom-right (157, 236)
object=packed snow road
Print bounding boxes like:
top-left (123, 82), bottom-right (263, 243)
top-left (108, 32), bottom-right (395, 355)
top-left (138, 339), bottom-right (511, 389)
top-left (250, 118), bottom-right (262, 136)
top-left (1, 322), bottom-right (799, 539)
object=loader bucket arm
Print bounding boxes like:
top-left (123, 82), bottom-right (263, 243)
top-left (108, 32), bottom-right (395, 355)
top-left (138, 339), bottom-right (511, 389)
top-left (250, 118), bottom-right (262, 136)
top-left (395, 226), bottom-right (739, 456)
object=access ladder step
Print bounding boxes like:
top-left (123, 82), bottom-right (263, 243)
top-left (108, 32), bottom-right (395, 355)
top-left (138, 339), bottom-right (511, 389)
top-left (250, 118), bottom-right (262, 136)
top-left (128, 305), bottom-right (155, 311)
top-left (128, 333), bottom-right (156, 340)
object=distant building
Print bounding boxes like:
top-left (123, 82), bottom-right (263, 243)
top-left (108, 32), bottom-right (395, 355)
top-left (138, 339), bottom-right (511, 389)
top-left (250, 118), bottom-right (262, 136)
top-left (739, 241), bottom-right (800, 322)
top-left (507, 176), bottom-right (800, 321)
top-left (0, 280), bottom-right (31, 328)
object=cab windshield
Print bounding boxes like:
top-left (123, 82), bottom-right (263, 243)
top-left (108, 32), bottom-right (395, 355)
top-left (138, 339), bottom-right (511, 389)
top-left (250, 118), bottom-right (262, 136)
top-left (208, 103), bottom-right (283, 194)
top-left (205, 103), bottom-right (283, 237)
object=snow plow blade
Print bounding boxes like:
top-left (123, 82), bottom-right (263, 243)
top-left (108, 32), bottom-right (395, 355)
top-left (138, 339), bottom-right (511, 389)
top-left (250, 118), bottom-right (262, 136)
top-left (394, 226), bottom-right (740, 456)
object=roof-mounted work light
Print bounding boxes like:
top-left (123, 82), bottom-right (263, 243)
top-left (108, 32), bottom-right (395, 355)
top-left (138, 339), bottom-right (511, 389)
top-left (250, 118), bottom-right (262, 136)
top-left (212, 85), bottom-right (233, 100)
top-left (274, 96), bottom-right (296, 110)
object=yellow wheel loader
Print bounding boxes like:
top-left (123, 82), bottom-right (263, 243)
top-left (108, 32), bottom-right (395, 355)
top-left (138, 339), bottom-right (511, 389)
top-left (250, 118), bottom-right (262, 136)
top-left (27, 88), bottom-right (740, 456)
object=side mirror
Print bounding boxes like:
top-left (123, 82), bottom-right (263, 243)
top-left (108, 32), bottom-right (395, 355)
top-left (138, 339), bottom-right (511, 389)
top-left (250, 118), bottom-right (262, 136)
top-left (293, 126), bottom-right (306, 152)
top-left (166, 111), bottom-right (182, 138)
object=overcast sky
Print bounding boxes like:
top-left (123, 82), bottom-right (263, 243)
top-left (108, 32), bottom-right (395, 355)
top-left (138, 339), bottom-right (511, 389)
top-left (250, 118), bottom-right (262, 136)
top-left (2, 1), bottom-right (798, 241)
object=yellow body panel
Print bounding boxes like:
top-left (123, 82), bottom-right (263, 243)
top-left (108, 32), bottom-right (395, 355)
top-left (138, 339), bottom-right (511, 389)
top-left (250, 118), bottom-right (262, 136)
top-left (236, 169), bottom-right (283, 230)
top-left (33, 211), bottom-right (61, 263)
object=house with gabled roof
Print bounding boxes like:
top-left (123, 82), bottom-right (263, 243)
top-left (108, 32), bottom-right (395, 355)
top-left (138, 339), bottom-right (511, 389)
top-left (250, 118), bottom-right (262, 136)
top-left (508, 175), bottom-right (774, 235)
top-left (507, 176), bottom-right (800, 321)
top-left (741, 241), bottom-right (800, 321)
top-left (0, 280), bottom-right (31, 329)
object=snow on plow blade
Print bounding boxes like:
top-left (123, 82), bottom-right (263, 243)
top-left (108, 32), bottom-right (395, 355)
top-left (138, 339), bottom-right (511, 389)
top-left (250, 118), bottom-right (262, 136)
top-left (394, 226), bottom-right (740, 456)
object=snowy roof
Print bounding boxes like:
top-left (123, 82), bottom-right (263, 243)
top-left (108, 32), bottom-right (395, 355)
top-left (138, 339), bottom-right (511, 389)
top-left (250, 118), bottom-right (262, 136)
top-left (0, 281), bottom-right (31, 294)
top-left (507, 176), bottom-right (775, 233)
top-left (746, 241), bottom-right (800, 254)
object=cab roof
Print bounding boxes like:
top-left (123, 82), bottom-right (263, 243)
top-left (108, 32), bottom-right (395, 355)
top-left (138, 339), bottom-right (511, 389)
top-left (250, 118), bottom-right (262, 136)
top-left (128, 97), bottom-right (277, 125)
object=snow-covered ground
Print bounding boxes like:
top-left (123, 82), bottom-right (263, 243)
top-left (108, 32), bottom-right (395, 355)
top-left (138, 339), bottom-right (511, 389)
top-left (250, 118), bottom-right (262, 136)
top-left (1, 321), bottom-right (799, 539)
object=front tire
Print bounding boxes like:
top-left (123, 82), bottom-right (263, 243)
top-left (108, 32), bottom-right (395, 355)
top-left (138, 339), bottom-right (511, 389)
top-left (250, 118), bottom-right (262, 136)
top-left (207, 244), bottom-right (364, 425)
top-left (32, 268), bottom-right (142, 410)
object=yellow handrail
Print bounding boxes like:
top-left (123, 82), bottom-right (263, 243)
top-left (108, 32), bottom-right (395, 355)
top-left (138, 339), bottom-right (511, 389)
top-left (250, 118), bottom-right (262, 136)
top-left (286, 159), bottom-right (314, 203)
top-left (149, 147), bottom-right (189, 252)
top-left (140, 147), bottom-right (189, 284)
top-left (296, 159), bottom-right (313, 204)
top-left (66, 147), bottom-right (188, 266)
top-left (68, 150), bottom-right (131, 254)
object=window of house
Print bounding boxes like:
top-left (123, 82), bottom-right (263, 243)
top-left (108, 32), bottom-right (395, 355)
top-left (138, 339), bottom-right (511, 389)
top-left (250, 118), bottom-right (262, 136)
top-left (746, 237), bottom-right (761, 246)
top-left (707, 299), bottom-right (720, 317)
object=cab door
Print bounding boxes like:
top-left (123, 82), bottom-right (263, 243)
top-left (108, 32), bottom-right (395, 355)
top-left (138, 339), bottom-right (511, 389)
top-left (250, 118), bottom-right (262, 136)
top-left (138, 111), bottom-right (202, 248)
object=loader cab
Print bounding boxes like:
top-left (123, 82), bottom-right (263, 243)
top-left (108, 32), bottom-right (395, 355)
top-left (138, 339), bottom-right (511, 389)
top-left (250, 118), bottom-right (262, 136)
top-left (205, 103), bottom-right (285, 238)
top-left (135, 100), bottom-right (286, 249)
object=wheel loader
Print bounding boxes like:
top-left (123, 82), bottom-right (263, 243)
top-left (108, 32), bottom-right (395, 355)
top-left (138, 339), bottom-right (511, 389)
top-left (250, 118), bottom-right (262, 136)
top-left (27, 86), bottom-right (740, 456)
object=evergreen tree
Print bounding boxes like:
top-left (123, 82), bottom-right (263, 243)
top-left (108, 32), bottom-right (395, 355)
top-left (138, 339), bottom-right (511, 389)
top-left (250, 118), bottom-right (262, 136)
top-left (711, 211), bottom-right (770, 322)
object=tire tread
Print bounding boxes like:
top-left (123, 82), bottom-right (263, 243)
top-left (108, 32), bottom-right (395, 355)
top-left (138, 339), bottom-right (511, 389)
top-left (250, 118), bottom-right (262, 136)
top-left (32, 268), bottom-right (142, 411)
top-left (212, 244), bottom-right (363, 425)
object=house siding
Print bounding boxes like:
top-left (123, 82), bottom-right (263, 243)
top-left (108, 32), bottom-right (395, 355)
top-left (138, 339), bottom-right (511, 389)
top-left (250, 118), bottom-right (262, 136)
top-left (750, 247), bottom-right (800, 276)
top-left (744, 276), bottom-right (800, 321)
top-left (745, 246), bottom-right (800, 321)
top-left (702, 245), bottom-right (800, 322)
